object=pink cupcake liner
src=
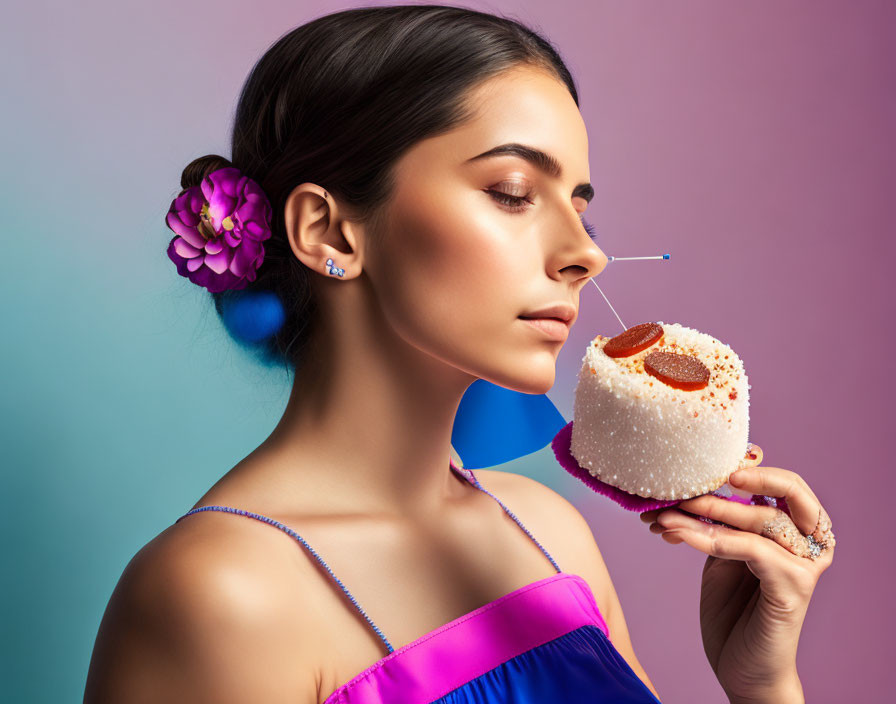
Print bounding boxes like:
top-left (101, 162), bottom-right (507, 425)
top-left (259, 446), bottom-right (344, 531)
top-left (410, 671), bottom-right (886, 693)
top-left (551, 421), bottom-right (783, 521)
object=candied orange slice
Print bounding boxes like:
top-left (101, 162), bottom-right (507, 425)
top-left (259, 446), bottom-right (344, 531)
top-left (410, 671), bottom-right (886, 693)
top-left (603, 322), bottom-right (664, 358)
top-left (643, 350), bottom-right (710, 391)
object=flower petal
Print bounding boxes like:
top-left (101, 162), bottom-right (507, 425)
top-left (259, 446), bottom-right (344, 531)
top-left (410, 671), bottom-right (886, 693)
top-left (166, 211), bottom-right (206, 249)
top-left (242, 218), bottom-right (269, 239)
top-left (203, 167), bottom-right (241, 231)
top-left (235, 191), bottom-right (271, 240)
top-left (222, 229), bottom-right (241, 248)
top-left (230, 238), bottom-right (261, 277)
top-left (190, 266), bottom-right (216, 289)
top-left (204, 249), bottom-right (231, 275)
top-left (172, 236), bottom-right (202, 259)
top-left (204, 238), bottom-right (224, 255)
top-left (206, 269), bottom-right (245, 293)
top-left (167, 238), bottom-right (193, 277)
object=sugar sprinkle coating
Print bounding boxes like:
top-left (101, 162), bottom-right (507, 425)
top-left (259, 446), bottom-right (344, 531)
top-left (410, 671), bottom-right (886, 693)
top-left (572, 322), bottom-right (750, 500)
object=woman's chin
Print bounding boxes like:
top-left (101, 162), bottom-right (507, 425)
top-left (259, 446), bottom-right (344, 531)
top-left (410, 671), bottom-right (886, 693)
top-left (471, 347), bottom-right (558, 394)
top-left (505, 364), bottom-right (557, 395)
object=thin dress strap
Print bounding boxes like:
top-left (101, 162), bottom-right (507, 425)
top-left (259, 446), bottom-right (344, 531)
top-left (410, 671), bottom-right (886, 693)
top-left (175, 504), bottom-right (396, 652)
top-left (174, 460), bottom-right (561, 654)
top-left (450, 460), bottom-right (563, 574)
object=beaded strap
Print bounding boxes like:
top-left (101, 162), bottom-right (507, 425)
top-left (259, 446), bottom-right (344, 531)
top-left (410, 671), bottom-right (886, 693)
top-left (457, 466), bottom-right (563, 574)
top-left (175, 464), bottom-right (562, 653)
top-left (175, 505), bottom-right (395, 652)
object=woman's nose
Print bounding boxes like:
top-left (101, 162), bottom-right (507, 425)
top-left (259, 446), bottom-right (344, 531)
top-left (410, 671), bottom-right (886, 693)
top-left (591, 244), bottom-right (609, 276)
top-left (556, 234), bottom-right (607, 283)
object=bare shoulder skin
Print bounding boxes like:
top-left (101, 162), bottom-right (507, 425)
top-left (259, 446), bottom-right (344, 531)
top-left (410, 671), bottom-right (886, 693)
top-left (83, 514), bottom-right (323, 704)
top-left (475, 469), bottom-right (662, 702)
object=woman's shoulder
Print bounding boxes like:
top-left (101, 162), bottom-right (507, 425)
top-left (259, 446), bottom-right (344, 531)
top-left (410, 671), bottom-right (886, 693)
top-left (140, 507), bottom-right (314, 604)
top-left (84, 512), bottom-right (323, 703)
top-left (136, 511), bottom-right (325, 651)
top-left (472, 468), bottom-right (612, 595)
top-left (472, 468), bottom-right (593, 543)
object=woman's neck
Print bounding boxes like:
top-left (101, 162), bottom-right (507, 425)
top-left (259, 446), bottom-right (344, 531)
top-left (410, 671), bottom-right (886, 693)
top-left (241, 314), bottom-right (478, 520)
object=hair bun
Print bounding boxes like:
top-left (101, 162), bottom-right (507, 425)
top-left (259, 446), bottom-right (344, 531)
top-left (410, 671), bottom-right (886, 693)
top-left (180, 154), bottom-right (233, 191)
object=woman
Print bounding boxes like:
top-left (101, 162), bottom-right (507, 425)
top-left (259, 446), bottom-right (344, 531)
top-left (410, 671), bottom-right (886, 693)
top-left (84, 6), bottom-right (833, 703)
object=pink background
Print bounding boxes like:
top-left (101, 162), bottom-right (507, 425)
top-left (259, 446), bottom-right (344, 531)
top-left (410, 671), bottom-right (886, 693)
top-left (2, 1), bottom-right (890, 701)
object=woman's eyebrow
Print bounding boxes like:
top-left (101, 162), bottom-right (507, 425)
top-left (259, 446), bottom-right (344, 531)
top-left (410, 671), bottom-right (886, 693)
top-left (466, 142), bottom-right (594, 203)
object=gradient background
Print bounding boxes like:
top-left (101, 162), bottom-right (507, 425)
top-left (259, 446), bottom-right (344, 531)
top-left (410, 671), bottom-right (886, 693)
top-left (2, 1), bottom-right (892, 701)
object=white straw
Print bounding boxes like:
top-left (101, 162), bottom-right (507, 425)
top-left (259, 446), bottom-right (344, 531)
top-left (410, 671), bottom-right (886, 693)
top-left (589, 278), bottom-right (627, 331)
top-left (589, 253), bottom-right (670, 332)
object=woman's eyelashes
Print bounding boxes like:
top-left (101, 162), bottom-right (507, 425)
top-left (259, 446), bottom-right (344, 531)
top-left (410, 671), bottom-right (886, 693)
top-left (485, 189), bottom-right (598, 241)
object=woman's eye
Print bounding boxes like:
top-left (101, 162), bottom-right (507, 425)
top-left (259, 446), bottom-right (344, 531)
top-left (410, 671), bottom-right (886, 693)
top-left (486, 189), bottom-right (532, 211)
top-left (487, 189), bottom-right (599, 242)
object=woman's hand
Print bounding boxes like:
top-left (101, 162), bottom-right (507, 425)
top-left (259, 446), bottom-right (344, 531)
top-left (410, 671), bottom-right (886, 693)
top-left (639, 445), bottom-right (836, 703)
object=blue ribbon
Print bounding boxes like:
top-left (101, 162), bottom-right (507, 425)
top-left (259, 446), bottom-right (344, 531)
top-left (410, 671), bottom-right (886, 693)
top-left (451, 379), bottom-right (568, 469)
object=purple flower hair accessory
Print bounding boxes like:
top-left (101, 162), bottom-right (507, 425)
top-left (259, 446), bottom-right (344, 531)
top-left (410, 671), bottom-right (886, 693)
top-left (165, 166), bottom-right (273, 293)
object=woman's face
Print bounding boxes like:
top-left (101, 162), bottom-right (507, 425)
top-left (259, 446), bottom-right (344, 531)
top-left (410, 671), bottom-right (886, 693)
top-left (365, 65), bottom-right (608, 394)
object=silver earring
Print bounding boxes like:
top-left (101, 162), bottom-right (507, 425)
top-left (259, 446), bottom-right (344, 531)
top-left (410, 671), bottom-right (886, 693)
top-left (325, 257), bottom-right (344, 277)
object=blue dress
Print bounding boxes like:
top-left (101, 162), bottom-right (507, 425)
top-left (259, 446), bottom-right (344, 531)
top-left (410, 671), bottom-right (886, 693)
top-left (176, 461), bottom-right (661, 703)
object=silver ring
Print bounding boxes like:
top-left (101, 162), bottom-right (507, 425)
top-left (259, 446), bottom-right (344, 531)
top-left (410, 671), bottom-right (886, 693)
top-left (760, 505), bottom-right (835, 561)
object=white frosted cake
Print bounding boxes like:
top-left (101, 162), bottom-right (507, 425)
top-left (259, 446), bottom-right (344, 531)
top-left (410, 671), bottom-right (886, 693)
top-left (570, 321), bottom-right (750, 500)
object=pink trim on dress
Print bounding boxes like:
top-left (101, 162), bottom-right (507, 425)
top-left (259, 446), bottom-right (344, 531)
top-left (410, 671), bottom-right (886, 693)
top-left (323, 572), bottom-right (609, 704)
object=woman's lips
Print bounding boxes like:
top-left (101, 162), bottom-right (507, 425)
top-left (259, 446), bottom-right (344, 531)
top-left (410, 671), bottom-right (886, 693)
top-left (518, 316), bottom-right (570, 341)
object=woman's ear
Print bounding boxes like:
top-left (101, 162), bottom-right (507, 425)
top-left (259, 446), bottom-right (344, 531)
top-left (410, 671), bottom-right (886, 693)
top-left (282, 182), bottom-right (364, 279)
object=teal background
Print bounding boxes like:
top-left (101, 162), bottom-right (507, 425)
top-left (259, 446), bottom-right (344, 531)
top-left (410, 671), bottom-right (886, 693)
top-left (2, 1), bottom-right (892, 701)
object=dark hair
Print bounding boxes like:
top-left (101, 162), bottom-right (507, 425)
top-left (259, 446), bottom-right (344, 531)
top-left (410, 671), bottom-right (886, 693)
top-left (173, 4), bottom-right (579, 372)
